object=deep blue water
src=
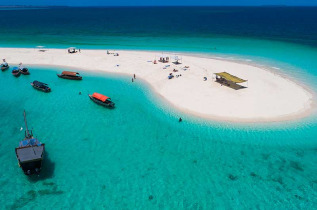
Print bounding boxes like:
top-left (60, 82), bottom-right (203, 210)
top-left (0, 7), bottom-right (317, 48)
top-left (0, 6), bottom-right (317, 209)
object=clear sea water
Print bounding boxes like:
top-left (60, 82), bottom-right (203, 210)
top-left (0, 7), bottom-right (317, 209)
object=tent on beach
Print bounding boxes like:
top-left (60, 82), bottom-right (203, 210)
top-left (214, 72), bottom-right (248, 90)
top-left (156, 53), bottom-right (170, 63)
top-left (171, 55), bottom-right (182, 64)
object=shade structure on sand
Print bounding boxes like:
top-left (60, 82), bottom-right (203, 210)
top-left (214, 72), bottom-right (247, 83)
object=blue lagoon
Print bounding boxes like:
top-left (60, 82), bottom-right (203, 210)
top-left (0, 6), bottom-right (317, 209)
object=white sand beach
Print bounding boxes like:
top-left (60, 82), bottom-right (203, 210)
top-left (1, 48), bottom-right (314, 122)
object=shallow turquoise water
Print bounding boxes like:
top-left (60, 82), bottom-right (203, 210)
top-left (0, 67), bottom-right (316, 209)
top-left (1, 6), bottom-right (317, 209)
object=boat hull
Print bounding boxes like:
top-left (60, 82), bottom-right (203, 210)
top-left (19, 159), bottom-right (43, 175)
top-left (15, 144), bottom-right (45, 175)
top-left (31, 82), bottom-right (51, 92)
top-left (1, 66), bottom-right (9, 71)
top-left (57, 74), bottom-right (82, 80)
top-left (21, 68), bottom-right (30, 75)
top-left (12, 71), bottom-right (21, 77)
top-left (89, 95), bottom-right (115, 108)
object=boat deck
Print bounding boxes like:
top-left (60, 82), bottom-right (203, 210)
top-left (16, 145), bottom-right (44, 163)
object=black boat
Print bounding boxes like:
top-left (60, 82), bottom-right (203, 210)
top-left (89, 92), bottom-right (115, 108)
top-left (1, 64), bottom-right (9, 71)
top-left (12, 67), bottom-right (21, 77)
top-left (20, 68), bottom-right (30, 75)
top-left (1, 59), bottom-right (9, 71)
top-left (15, 111), bottom-right (45, 175)
top-left (31, 80), bottom-right (51, 92)
top-left (57, 71), bottom-right (82, 80)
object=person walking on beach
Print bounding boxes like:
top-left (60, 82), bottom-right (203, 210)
top-left (134, 74), bottom-right (136, 79)
top-left (79, 49), bottom-right (81, 53)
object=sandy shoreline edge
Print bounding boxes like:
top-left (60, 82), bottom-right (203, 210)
top-left (1, 47), bottom-right (315, 123)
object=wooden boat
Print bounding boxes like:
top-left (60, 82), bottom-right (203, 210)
top-left (57, 71), bottom-right (82, 80)
top-left (15, 111), bottom-right (45, 175)
top-left (20, 68), bottom-right (30, 75)
top-left (12, 67), bottom-right (21, 77)
top-left (31, 80), bottom-right (51, 92)
top-left (1, 64), bottom-right (9, 71)
top-left (89, 92), bottom-right (115, 108)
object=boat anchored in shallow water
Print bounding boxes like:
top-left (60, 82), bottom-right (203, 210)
top-left (12, 67), bottom-right (21, 77)
top-left (31, 80), bottom-right (51, 92)
top-left (1, 64), bottom-right (9, 71)
top-left (1, 59), bottom-right (9, 71)
top-left (15, 111), bottom-right (45, 175)
top-left (89, 92), bottom-right (115, 108)
top-left (57, 71), bottom-right (82, 80)
top-left (20, 67), bottom-right (30, 75)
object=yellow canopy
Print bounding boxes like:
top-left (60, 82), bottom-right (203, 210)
top-left (215, 72), bottom-right (247, 83)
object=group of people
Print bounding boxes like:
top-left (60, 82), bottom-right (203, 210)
top-left (107, 50), bottom-right (119, 56)
top-left (68, 48), bottom-right (80, 54)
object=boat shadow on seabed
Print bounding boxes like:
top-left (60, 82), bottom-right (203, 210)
top-left (27, 152), bottom-right (55, 183)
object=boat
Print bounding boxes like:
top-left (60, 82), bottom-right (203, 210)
top-left (31, 80), bottom-right (51, 92)
top-left (15, 111), bottom-right (45, 175)
top-left (20, 67), bottom-right (30, 75)
top-left (57, 71), bottom-right (82, 80)
top-left (89, 92), bottom-right (115, 108)
top-left (1, 59), bottom-right (9, 71)
top-left (1, 64), bottom-right (9, 71)
top-left (12, 67), bottom-right (21, 77)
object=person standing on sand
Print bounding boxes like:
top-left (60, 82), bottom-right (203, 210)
top-left (134, 74), bottom-right (136, 79)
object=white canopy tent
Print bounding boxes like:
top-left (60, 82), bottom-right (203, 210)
top-left (156, 53), bottom-right (170, 63)
top-left (171, 55), bottom-right (182, 64)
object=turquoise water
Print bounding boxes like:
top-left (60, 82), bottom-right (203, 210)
top-left (1, 6), bottom-right (317, 209)
top-left (0, 67), bottom-right (316, 209)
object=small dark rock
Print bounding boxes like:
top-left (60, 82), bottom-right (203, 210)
top-left (295, 195), bottom-right (304, 200)
top-left (228, 174), bottom-right (238, 181)
top-left (290, 161), bottom-right (304, 171)
top-left (250, 172), bottom-right (257, 177)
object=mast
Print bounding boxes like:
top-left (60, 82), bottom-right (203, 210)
top-left (24, 110), bottom-right (31, 138)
